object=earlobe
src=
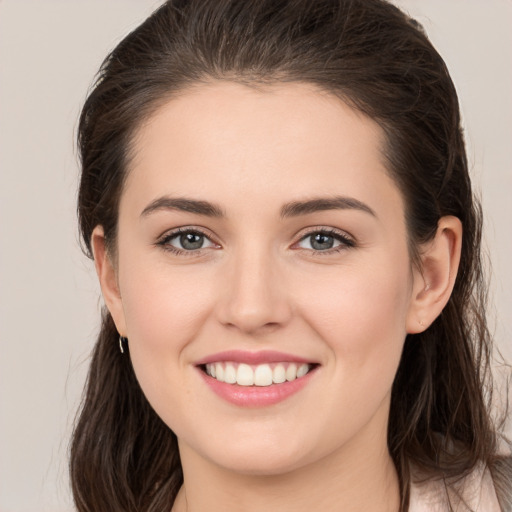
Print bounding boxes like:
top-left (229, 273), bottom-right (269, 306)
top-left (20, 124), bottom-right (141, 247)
top-left (91, 226), bottom-right (127, 336)
top-left (406, 216), bottom-right (462, 334)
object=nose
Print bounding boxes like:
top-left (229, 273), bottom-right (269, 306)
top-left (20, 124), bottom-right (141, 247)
top-left (215, 247), bottom-right (292, 335)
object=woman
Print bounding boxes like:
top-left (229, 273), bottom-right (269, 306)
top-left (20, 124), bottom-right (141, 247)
top-left (70, 0), bottom-right (511, 510)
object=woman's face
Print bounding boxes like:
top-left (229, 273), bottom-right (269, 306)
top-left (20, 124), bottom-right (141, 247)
top-left (104, 82), bottom-right (424, 475)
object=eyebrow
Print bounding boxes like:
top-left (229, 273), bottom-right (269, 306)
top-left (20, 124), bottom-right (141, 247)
top-left (140, 195), bottom-right (376, 219)
top-left (280, 196), bottom-right (376, 218)
top-left (140, 197), bottom-right (225, 218)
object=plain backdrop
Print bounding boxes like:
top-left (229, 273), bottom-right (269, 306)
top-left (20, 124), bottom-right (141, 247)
top-left (0, 1), bottom-right (510, 511)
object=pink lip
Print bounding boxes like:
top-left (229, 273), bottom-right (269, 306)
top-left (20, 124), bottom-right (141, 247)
top-left (195, 350), bottom-right (314, 366)
top-left (197, 367), bottom-right (317, 407)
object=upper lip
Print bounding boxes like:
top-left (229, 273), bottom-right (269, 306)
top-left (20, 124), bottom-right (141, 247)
top-left (195, 350), bottom-right (316, 366)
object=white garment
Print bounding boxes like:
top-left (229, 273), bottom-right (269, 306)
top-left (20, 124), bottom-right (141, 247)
top-left (409, 464), bottom-right (502, 511)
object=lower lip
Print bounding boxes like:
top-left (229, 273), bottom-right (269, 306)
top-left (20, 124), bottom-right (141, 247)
top-left (198, 368), bottom-right (316, 407)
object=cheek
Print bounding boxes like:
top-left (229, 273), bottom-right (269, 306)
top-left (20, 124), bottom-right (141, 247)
top-left (286, 260), bottom-right (412, 451)
top-left (296, 256), bottom-right (412, 392)
top-left (116, 260), bottom-right (220, 425)
top-left (301, 261), bottom-right (410, 337)
top-left (117, 257), bottom-right (216, 375)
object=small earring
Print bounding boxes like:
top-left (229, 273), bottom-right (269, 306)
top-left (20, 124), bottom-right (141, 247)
top-left (119, 335), bottom-right (128, 354)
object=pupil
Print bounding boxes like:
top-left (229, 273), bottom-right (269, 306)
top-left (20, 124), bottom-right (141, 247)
top-left (180, 233), bottom-right (203, 250)
top-left (311, 233), bottom-right (333, 250)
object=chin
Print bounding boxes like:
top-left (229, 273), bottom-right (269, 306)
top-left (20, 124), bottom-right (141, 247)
top-left (202, 436), bottom-right (319, 477)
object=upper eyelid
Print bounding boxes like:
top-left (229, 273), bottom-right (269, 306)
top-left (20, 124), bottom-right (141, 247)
top-left (156, 227), bottom-right (219, 256)
top-left (158, 226), bottom-right (217, 242)
top-left (294, 226), bottom-right (355, 242)
top-left (291, 228), bottom-right (356, 255)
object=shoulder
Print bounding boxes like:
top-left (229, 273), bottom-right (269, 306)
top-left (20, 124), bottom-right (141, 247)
top-left (409, 463), bottom-right (502, 512)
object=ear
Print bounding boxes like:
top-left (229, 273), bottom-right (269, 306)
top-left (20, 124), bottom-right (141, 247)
top-left (91, 226), bottom-right (127, 336)
top-left (406, 216), bottom-right (462, 334)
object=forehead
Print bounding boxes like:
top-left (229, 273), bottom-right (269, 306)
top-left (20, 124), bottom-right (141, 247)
top-left (124, 81), bottom-right (403, 222)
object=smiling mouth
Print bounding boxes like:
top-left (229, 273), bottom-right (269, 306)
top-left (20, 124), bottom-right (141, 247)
top-left (201, 362), bottom-right (316, 387)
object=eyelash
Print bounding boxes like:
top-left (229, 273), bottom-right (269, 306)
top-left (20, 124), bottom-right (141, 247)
top-left (156, 227), bottom-right (217, 257)
top-left (295, 228), bottom-right (356, 256)
top-left (155, 227), bottom-right (356, 256)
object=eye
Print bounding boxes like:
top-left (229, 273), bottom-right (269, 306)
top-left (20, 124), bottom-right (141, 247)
top-left (296, 229), bottom-right (355, 252)
top-left (157, 228), bottom-right (218, 253)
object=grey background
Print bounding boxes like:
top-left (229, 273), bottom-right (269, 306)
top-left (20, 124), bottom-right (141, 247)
top-left (0, 1), bottom-right (510, 510)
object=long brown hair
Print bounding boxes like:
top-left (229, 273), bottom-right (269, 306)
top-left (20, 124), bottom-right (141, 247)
top-left (71, 1), bottom-right (511, 510)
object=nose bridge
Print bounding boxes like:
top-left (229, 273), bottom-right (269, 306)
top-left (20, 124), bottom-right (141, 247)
top-left (217, 240), bottom-right (290, 333)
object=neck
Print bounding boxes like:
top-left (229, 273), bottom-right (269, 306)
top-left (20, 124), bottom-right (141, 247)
top-left (172, 406), bottom-right (400, 512)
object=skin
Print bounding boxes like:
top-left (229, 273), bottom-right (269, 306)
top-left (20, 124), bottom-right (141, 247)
top-left (92, 82), bottom-right (462, 511)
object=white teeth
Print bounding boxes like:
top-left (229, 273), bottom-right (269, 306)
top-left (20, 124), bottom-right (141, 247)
top-left (237, 364), bottom-right (254, 386)
top-left (205, 362), bottom-right (313, 386)
top-left (286, 363), bottom-right (297, 381)
top-left (224, 363), bottom-right (237, 384)
top-left (215, 363), bottom-right (224, 382)
top-left (254, 364), bottom-right (273, 386)
top-left (297, 363), bottom-right (309, 378)
top-left (273, 364), bottom-right (286, 384)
